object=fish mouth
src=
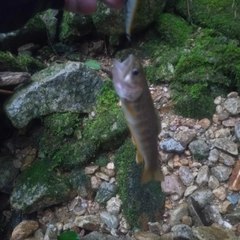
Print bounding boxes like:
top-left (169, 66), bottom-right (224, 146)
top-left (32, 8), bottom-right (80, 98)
top-left (112, 55), bottom-right (142, 101)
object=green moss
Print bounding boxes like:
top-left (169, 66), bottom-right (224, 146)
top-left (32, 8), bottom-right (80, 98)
top-left (114, 139), bottom-right (165, 229)
top-left (176, 0), bottom-right (240, 40)
top-left (25, 14), bottom-right (46, 31)
top-left (43, 112), bottom-right (80, 137)
top-left (17, 55), bottom-right (46, 74)
top-left (39, 80), bottom-right (128, 170)
top-left (95, 155), bottom-right (109, 167)
top-left (10, 159), bottom-right (74, 212)
top-left (157, 13), bottom-right (192, 46)
top-left (0, 52), bottom-right (24, 71)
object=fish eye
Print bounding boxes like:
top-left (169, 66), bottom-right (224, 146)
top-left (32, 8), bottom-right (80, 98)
top-left (132, 68), bottom-right (139, 76)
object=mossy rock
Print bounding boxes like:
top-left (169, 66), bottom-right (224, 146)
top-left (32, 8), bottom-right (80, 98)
top-left (114, 139), bottom-right (165, 230)
top-left (39, 80), bottom-right (128, 170)
top-left (0, 52), bottom-right (24, 71)
top-left (176, 0), bottom-right (240, 40)
top-left (156, 13), bottom-right (192, 46)
top-left (10, 159), bottom-right (76, 213)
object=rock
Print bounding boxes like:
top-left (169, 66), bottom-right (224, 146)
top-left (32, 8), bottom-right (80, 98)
top-left (159, 138), bottom-right (185, 153)
top-left (106, 162), bottom-right (115, 170)
top-left (171, 224), bottom-right (194, 240)
top-left (214, 138), bottom-right (238, 156)
top-left (188, 140), bottom-right (210, 161)
top-left (106, 196), bottom-right (122, 215)
top-left (169, 202), bottom-right (188, 227)
top-left (190, 189), bottom-right (214, 208)
top-left (95, 182), bottom-right (118, 204)
top-left (227, 92), bottom-right (238, 98)
top-left (198, 118), bottom-right (211, 130)
top-left (181, 216), bottom-right (192, 226)
top-left (173, 126), bottom-right (197, 147)
top-left (227, 193), bottom-right (240, 205)
top-left (214, 128), bottom-right (231, 138)
top-left (184, 185), bottom-right (198, 197)
top-left (95, 172), bottom-right (110, 181)
top-left (43, 224), bottom-right (58, 240)
top-left (219, 151), bottom-right (236, 166)
top-left (203, 204), bottom-right (224, 226)
top-left (208, 148), bottom-right (219, 165)
top-left (208, 175), bottom-right (219, 190)
top-left (82, 231), bottom-right (120, 240)
top-left (10, 160), bottom-right (76, 213)
top-left (134, 231), bottom-right (161, 240)
top-left (161, 175), bottom-right (186, 199)
top-left (100, 211), bottom-right (119, 229)
top-left (196, 165), bottom-right (209, 187)
top-left (85, 166), bottom-right (99, 174)
top-left (148, 222), bottom-right (162, 235)
top-left (91, 176), bottom-right (102, 190)
top-left (218, 111), bottom-right (230, 121)
top-left (214, 96), bottom-right (222, 105)
top-left (0, 155), bottom-right (19, 194)
top-left (225, 210), bottom-right (240, 225)
top-left (159, 233), bottom-right (173, 240)
top-left (74, 215), bottom-right (101, 231)
top-left (220, 201), bottom-right (233, 214)
top-left (223, 98), bottom-right (240, 115)
top-left (4, 62), bottom-right (105, 128)
top-left (228, 161), bottom-right (240, 191)
top-left (179, 166), bottom-right (194, 186)
top-left (222, 118), bottom-right (236, 127)
top-left (213, 186), bottom-right (227, 200)
top-left (211, 165), bottom-right (232, 182)
top-left (10, 220), bottom-right (39, 240)
top-left (192, 226), bottom-right (237, 240)
top-left (234, 120), bottom-right (240, 141)
top-left (100, 167), bottom-right (115, 177)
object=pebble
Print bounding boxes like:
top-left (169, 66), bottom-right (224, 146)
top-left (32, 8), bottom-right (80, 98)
top-left (134, 231), bottom-right (161, 240)
top-left (159, 138), bottom-right (185, 153)
top-left (214, 137), bottom-right (238, 156)
top-left (100, 211), bottom-right (119, 229)
top-left (74, 215), bottom-right (101, 231)
top-left (190, 189), bottom-right (214, 207)
top-left (184, 185), bottom-right (197, 197)
top-left (220, 201), bottom-right (233, 214)
top-left (178, 166), bottom-right (194, 186)
top-left (169, 202), bottom-right (188, 227)
top-left (106, 162), bottom-right (115, 170)
top-left (234, 120), bottom-right (240, 141)
top-left (212, 186), bottom-right (227, 200)
top-left (214, 96), bottom-right (222, 105)
top-left (43, 224), bottom-right (58, 240)
top-left (161, 175), bottom-right (186, 199)
top-left (10, 220), bottom-right (39, 240)
top-left (196, 165), bottom-right (209, 187)
top-left (181, 216), bottom-right (192, 226)
top-left (91, 176), bottom-right (102, 190)
top-left (85, 166), bottom-right (99, 174)
top-left (224, 97), bottom-right (240, 115)
top-left (188, 139), bottom-right (210, 161)
top-left (211, 165), bottom-right (232, 182)
top-left (173, 126), bottom-right (197, 147)
top-left (219, 151), bottom-right (236, 166)
top-left (171, 224), bottom-right (194, 240)
top-left (95, 172), bottom-right (110, 181)
top-left (228, 161), bottom-right (240, 191)
top-left (95, 182), bottom-right (118, 204)
top-left (208, 175), bottom-right (220, 190)
top-left (208, 148), bottom-right (219, 165)
top-left (106, 196), bottom-right (122, 215)
top-left (198, 118), bottom-right (211, 130)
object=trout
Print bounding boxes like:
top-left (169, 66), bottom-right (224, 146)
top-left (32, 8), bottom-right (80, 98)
top-left (112, 54), bottom-right (164, 184)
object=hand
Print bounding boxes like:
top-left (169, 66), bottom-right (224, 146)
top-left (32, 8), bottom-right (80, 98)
top-left (64, 0), bottom-right (124, 14)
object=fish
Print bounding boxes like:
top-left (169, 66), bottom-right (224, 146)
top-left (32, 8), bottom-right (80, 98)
top-left (112, 54), bottom-right (164, 184)
top-left (125, 0), bottom-right (139, 41)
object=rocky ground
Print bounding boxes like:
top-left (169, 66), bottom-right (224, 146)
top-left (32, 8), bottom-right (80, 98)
top-left (5, 85), bottom-right (240, 240)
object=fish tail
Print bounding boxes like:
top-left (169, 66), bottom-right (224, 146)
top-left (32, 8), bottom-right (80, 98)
top-left (141, 166), bottom-right (164, 184)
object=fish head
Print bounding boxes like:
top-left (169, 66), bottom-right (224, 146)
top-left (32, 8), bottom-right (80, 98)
top-left (112, 54), bottom-right (146, 102)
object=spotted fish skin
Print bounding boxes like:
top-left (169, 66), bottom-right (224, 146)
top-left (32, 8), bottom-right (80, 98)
top-left (112, 54), bottom-right (164, 184)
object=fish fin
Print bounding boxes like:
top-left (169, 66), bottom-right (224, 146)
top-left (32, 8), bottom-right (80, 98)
top-left (141, 166), bottom-right (164, 184)
top-left (136, 150), bottom-right (144, 163)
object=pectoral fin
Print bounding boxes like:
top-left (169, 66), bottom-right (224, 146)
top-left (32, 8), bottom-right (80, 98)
top-left (141, 166), bottom-right (164, 184)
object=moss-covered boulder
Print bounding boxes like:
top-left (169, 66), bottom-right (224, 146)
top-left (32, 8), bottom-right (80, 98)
top-left (0, 52), bottom-right (24, 71)
top-left (39, 80), bottom-right (128, 170)
top-left (92, 0), bottom-right (165, 37)
top-left (10, 159), bottom-right (77, 213)
top-left (60, 12), bottom-right (93, 43)
top-left (176, 0), bottom-right (240, 40)
top-left (114, 139), bottom-right (165, 230)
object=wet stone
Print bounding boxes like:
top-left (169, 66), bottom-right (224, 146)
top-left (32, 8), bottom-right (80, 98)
top-left (219, 151), bottom-right (236, 166)
top-left (188, 140), bottom-right (210, 161)
top-left (95, 182), bottom-right (118, 204)
top-left (169, 202), bottom-right (188, 227)
top-left (211, 165), bottom-right (232, 182)
top-left (100, 211), bottom-right (119, 229)
top-left (171, 224), bottom-right (194, 240)
top-left (223, 97), bottom-right (240, 115)
top-left (214, 137), bottom-right (238, 156)
top-left (179, 166), bottom-right (194, 186)
top-left (159, 138), bottom-right (185, 153)
top-left (208, 175), bottom-right (219, 190)
top-left (196, 165), bottom-right (209, 187)
top-left (161, 175), bottom-right (186, 199)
